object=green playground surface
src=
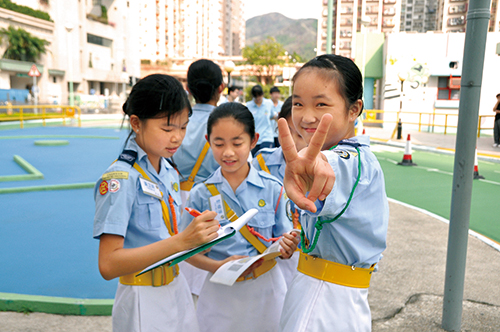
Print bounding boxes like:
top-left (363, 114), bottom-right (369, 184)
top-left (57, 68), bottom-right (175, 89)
top-left (372, 144), bottom-right (500, 244)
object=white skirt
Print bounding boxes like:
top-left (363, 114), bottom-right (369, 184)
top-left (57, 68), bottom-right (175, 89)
top-left (279, 272), bottom-right (371, 332)
top-left (276, 254), bottom-right (299, 288)
top-left (178, 261), bottom-right (209, 296)
top-left (112, 273), bottom-right (199, 332)
top-left (197, 265), bottom-right (287, 332)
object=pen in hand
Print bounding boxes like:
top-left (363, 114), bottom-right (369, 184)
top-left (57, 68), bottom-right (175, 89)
top-left (185, 207), bottom-right (221, 229)
top-left (185, 207), bottom-right (202, 217)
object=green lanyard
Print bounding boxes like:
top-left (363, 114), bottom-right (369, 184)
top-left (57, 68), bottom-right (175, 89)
top-left (300, 145), bottom-right (361, 254)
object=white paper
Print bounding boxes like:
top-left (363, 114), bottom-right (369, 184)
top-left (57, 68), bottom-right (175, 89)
top-left (209, 229), bottom-right (301, 286)
top-left (209, 241), bottom-right (283, 286)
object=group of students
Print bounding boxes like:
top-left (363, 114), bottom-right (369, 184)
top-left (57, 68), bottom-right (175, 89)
top-left (93, 54), bottom-right (389, 332)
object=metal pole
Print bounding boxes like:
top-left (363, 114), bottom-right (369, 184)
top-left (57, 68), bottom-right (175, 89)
top-left (33, 75), bottom-right (38, 114)
top-left (65, 24), bottom-right (74, 107)
top-left (442, 1), bottom-right (491, 331)
top-left (326, 0), bottom-right (333, 54)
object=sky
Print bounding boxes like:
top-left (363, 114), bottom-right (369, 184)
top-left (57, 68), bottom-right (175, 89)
top-left (243, 0), bottom-right (322, 21)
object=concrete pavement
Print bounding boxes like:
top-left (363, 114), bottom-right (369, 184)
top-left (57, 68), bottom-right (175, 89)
top-left (1, 126), bottom-right (499, 331)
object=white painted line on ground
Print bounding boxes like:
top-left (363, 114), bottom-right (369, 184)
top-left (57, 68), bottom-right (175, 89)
top-left (385, 158), bottom-right (398, 164)
top-left (388, 198), bottom-right (500, 252)
top-left (414, 166), bottom-right (453, 176)
top-left (478, 179), bottom-right (500, 186)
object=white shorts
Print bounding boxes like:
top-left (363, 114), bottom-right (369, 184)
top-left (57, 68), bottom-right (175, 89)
top-left (112, 273), bottom-right (199, 332)
top-left (279, 272), bottom-right (371, 332)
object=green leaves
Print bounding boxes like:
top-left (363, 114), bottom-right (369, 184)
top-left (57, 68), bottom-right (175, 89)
top-left (242, 37), bottom-right (286, 85)
top-left (0, 26), bottom-right (50, 62)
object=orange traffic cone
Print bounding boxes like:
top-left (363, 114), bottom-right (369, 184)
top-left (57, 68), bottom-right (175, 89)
top-left (398, 134), bottom-right (417, 166)
top-left (362, 128), bottom-right (366, 135)
top-left (473, 147), bottom-right (484, 179)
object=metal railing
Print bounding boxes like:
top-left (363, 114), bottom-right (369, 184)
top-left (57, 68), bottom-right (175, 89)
top-left (362, 109), bottom-right (494, 138)
top-left (0, 105), bottom-right (81, 128)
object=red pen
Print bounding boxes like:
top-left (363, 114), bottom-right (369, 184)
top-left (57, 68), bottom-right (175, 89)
top-left (185, 207), bottom-right (202, 217)
top-left (185, 207), bottom-right (221, 229)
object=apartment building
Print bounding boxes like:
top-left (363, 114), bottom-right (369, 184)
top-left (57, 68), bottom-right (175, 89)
top-left (139, 0), bottom-right (245, 63)
top-left (436, 0), bottom-right (499, 33)
top-left (316, 0), bottom-right (401, 58)
top-left (222, 0), bottom-right (245, 56)
top-left (0, 0), bottom-right (141, 105)
top-left (400, 0), bottom-right (438, 32)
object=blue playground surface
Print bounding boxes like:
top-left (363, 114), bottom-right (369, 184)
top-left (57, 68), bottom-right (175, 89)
top-left (0, 126), bottom-right (130, 306)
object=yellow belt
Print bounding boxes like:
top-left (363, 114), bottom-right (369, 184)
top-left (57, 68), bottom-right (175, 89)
top-left (236, 259), bottom-right (277, 282)
top-left (120, 265), bottom-right (179, 287)
top-left (297, 251), bottom-right (374, 288)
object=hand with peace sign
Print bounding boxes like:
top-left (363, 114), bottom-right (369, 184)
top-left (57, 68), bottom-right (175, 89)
top-left (278, 114), bottom-right (336, 213)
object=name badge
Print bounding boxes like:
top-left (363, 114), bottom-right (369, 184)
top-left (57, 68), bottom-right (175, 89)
top-left (209, 194), bottom-right (226, 221)
top-left (139, 177), bottom-right (162, 199)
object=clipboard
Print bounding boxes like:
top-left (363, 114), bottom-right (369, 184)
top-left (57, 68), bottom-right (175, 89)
top-left (137, 208), bottom-right (258, 276)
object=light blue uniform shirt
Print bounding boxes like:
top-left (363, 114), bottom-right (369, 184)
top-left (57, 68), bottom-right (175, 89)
top-left (252, 147), bottom-right (286, 182)
top-left (180, 165), bottom-right (291, 261)
top-left (300, 136), bottom-right (388, 269)
top-left (246, 98), bottom-right (274, 145)
top-left (270, 100), bottom-right (284, 138)
top-left (93, 136), bottom-right (182, 249)
top-left (252, 146), bottom-right (298, 229)
top-left (174, 103), bottom-right (219, 183)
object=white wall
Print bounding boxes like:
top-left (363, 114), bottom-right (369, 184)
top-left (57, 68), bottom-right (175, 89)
top-left (382, 32), bottom-right (500, 132)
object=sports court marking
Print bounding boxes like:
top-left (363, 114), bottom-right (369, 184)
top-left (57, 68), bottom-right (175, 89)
top-left (0, 155), bottom-right (43, 182)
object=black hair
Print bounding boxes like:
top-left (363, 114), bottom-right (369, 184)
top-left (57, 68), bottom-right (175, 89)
top-left (278, 96), bottom-right (293, 120)
top-left (187, 59), bottom-right (223, 104)
top-left (122, 74), bottom-right (191, 143)
top-left (251, 85), bottom-right (264, 98)
top-left (270, 86), bottom-right (280, 94)
top-left (228, 86), bottom-right (239, 93)
top-left (497, 93), bottom-right (500, 98)
top-left (293, 54), bottom-right (364, 116)
top-left (207, 102), bottom-right (255, 140)
top-left (123, 74), bottom-right (192, 120)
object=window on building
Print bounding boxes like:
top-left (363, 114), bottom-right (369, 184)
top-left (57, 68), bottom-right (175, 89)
top-left (87, 34), bottom-right (113, 47)
top-left (448, 16), bottom-right (466, 26)
top-left (437, 76), bottom-right (461, 100)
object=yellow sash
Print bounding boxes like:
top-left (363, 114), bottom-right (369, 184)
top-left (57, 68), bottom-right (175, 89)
top-left (256, 154), bottom-right (271, 174)
top-left (180, 142), bottom-right (210, 191)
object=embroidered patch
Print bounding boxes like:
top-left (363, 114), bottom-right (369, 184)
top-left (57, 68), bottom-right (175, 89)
top-left (109, 179), bottom-right (120, 193)
top-left (333, 150), bottom-right (350, 159)
top-left (172, 182), bottom-right (179, 192)
top-left (99, 180), bottom-right (108, 195)
top-left (102, 171), bottom-right (128, 181)
top-left (258, 199), bottom-right (266, 207)
top-left (118, 150), bottom-right (138, 166)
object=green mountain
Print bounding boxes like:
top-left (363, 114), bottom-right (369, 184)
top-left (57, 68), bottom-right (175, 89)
top-left (246, 12), bottom-right (318, 62)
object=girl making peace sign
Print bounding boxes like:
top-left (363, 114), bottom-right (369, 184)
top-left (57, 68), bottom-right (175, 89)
top-left (278, 55), bottom-right (389, 332)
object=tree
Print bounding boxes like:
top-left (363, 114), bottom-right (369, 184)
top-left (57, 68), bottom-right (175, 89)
top-left (0, 26), bottom-right (50, 62)
top-left (242, 37), bottom-right (286, 85)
